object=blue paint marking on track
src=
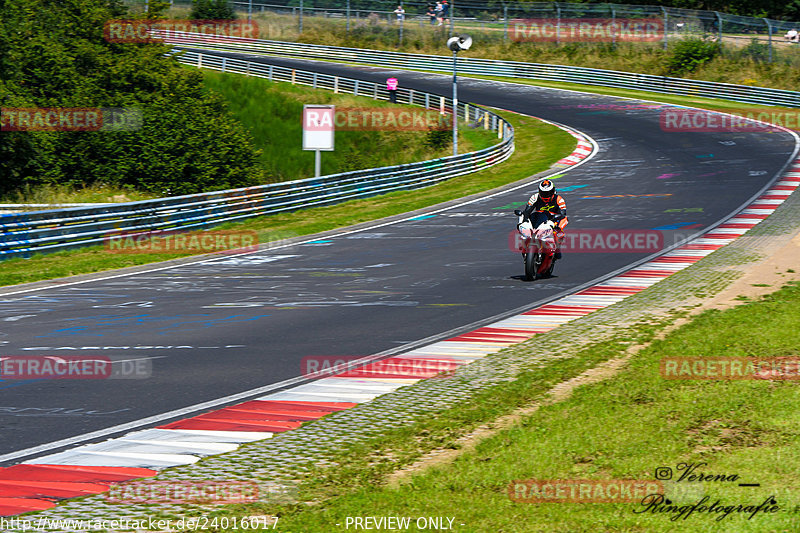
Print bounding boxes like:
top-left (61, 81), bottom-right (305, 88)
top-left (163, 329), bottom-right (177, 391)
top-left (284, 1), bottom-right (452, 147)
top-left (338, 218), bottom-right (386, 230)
top-left (35, 314), bottom-right (273, 337)
top-left (558, 184), bottom-right (590, 192)
top-left (651, 222), bottom-right (700, 230)
top-left (0, 379), bottom-right (41, 390)
top-left (0, 379), bottom-right (41, 391)
top-left (409, 215), bottom-right (437, 220)
top-left (305, 240), bottom-right (333, 244)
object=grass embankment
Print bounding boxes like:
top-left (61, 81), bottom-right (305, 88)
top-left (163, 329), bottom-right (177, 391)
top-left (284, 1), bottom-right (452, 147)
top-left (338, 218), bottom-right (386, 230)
top-left (255, 280), bottom-right (800, 532)
top-left (190, 9), bottom-right (800, 91)
top-left (200, 69), bottom-right (497, 182)
top-left (0, 108), bottom-right (573, 287)
top-left (1, 70), bottom-right (495, 205)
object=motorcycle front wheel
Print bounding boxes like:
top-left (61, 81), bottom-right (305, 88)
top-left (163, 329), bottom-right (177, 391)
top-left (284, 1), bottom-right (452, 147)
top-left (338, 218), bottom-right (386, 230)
top-left (524, 251), bottom-right (535, 281)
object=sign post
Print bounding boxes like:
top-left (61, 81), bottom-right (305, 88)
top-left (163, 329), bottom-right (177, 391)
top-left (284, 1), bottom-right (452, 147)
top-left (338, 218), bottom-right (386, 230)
top-left (302, 105), bottom-right (335, 177)
top-left (446, 35), bottom-right (472, 157)
top-left (386, 77), bottom-right (398, 103)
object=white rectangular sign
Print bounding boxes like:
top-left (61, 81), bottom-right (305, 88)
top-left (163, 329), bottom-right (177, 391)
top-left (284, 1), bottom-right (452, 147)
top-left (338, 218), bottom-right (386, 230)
top-left (302, 105), bottom-right (335, 151)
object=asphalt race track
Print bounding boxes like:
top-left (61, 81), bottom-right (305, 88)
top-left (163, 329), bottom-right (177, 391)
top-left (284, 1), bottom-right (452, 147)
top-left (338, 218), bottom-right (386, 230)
top-left (0, 53), bottom-right (795, 465)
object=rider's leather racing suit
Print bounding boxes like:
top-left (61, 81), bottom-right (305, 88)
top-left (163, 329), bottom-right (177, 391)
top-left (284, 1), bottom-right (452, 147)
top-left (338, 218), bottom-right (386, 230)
top-left (522, 193), bottom-right (568, 257)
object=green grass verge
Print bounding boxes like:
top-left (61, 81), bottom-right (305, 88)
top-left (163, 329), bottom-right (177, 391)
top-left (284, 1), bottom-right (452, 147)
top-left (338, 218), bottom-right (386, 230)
top-left (0, 110), bottom-right (574, 288)
top-left (0, 182), bottom-right (159, 205)
top-left (238, 280), bottom-right (800, 532)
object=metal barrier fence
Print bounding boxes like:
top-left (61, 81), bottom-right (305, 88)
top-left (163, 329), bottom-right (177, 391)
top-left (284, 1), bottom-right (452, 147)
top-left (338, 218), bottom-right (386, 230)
top-left (131, 0), bottom-right (800, 60)
top-left (0, 51), bottom-right (513, 259)
top-left (161, 32), bottom-right (800, 107)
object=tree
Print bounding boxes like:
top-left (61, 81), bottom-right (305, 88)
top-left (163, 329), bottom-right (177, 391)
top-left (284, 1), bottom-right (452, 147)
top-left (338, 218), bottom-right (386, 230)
top-left (0, 0), bottom-right (260, 196)
top-left (190, 0), bottom-right (236, 20)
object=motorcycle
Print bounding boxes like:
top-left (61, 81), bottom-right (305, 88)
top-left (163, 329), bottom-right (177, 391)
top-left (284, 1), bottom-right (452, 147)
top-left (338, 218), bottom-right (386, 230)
top-left (514, 210), bottom-right (557, 281)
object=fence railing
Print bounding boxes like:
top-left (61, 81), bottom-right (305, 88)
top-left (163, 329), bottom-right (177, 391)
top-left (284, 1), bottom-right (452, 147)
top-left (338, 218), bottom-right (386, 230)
top-left (161, 31), bottom-right (800, 107)
top-left (0, 50), bottom-right (513, 260)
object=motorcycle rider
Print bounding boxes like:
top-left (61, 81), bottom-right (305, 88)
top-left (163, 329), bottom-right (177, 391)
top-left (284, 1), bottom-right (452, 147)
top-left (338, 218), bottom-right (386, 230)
top-left (518, 179), bottom-right (568, 259)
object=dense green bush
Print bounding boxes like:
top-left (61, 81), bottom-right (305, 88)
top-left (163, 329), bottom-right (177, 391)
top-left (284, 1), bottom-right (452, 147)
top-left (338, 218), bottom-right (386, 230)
top-left (0, 0), bottom-right (260, 196)
top-left (424, 128), bottom-right (450, 151)
top-left (739, 38), bottom-right (772, 63)
top-left (189, 0), bottom-right (235, 20)
top-left (663, 38), bottom-right (721, 75)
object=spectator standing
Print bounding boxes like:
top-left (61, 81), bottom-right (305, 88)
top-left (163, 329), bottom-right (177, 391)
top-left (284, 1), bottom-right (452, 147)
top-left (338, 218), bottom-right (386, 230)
top-left (427, 4), bottom-right (436, 25)
top-left (441, 0), bottom-right (449, 26)
top-left (394, 5), bottom-right (405, 23)
top-left (435, 1), bottom-right (443, 26)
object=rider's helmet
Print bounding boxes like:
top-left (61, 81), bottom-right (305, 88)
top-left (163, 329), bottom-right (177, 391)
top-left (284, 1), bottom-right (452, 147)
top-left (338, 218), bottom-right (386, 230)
top-left (538, 180), bottom-right (556, 202)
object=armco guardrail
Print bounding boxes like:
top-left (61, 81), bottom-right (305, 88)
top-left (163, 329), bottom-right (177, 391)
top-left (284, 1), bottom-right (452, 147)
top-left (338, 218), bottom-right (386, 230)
top-left (163, 31), bottom-right (800, 108)
top-left (0, 51), bottom-right (513, 260)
